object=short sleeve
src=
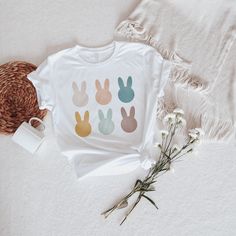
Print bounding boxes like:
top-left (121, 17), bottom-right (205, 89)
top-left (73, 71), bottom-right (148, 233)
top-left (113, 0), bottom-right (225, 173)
top-left (145, 47), bottom-right (173, 98)
top-left (27, 58), bottom-right (55, 111)
top-left (157, 58), bottom-right (173, 98)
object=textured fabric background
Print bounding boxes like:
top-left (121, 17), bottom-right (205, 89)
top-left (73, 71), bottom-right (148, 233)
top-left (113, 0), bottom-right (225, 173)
top-left (0, 1), bottom-right (236, 235)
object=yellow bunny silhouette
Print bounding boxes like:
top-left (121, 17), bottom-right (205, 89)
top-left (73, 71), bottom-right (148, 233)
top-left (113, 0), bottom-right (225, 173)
top-left (75, 111), bottom-right (91, 137)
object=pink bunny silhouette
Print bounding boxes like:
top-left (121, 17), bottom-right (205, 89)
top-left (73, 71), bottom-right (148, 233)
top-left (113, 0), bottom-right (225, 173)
top-left (121, 106), bottom-right (137, 133)
top-left (95, 79), bottom-right (112, 105)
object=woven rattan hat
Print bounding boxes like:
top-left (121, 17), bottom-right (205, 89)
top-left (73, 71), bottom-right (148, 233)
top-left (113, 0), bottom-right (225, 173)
top-left (0, 61), bottom-right (47, 135)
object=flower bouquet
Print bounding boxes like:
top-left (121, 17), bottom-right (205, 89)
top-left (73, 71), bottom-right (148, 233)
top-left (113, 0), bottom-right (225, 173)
top-left (101, 108), bottom-right (204, 225)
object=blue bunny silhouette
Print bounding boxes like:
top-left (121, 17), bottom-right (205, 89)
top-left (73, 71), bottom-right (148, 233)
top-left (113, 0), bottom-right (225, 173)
top-left (98, 108), bottom-right (115, 135)
top-left (118, 76), bottom-right (134, 103)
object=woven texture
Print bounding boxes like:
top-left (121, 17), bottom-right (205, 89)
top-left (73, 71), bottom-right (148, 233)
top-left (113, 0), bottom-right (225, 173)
top-left (0, 61), bottom-right (47, 135)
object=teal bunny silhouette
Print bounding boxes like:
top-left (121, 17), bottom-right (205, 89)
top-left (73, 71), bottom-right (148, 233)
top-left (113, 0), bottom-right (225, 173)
top-left (98, 108), bottom-right (115, 135)
top-left (118, 76), bottom-right (134, 103)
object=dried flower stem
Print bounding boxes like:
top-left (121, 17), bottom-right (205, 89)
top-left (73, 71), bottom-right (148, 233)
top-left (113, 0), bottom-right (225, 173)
top-left (101, 109), bottom-right (203, 225)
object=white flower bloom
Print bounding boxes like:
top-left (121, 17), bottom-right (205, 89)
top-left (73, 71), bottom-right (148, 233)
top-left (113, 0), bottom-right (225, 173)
top-left (194, 139), bottom-right (201, 144)
top-left (163, 113), bottom-right (176, 125)
top-left (172, 144), bottom-right (181, 152)
top-left (154, 142), bottom-right (162, 148)
top-left (151, 161), bottom-right (157, 167)
top-left (176, 117), bottom-right (186, 127)
top-left (173, 108), bottom-right (184, 116)
top-left (160, 130), bottom-right (169, 137)
top-left (188, 128), bottom-right (205, 141)
top-left (194, 128), bottom-right (205, 136)
top-left (189, 132), bottom-right (198, 139)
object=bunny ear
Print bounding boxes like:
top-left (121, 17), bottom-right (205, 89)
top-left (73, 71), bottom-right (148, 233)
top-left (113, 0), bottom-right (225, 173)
top-left (127, 76), bottom-right (132, 87)
top-left (130, 106), bottom-right (135, 117)
top-left (75, 111), bottom-right (81, 122)
top-left (104, 79), bottom-right (109, 90)
top-left (72, 81), bottom-right (79, 92)
top-left (98, 110), bottom-right (104, 120)
top-left (84, 111), bottom-right (90, 122)
top-left (95, 80), bottom-right (101, 90)
top-left (121, 107), bottom-right (127, 118)
top-left (80, 81), bottom-right (86, 92)
top-left (107, 108), bottom-right (112, 119)
top-left (118, 77), bottom-right (124, 88)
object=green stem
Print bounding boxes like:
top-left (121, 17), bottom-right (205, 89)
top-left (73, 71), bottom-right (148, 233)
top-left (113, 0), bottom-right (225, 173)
top-left (120, 192), bottom-right (142, 225)
top-left (164, 122), bottom-right (176, 154)
top-left (101, 189), bottom-right (136, 218)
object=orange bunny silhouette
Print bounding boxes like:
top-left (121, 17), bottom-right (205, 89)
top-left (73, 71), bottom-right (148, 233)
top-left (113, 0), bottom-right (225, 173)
top-left (75, 111), bottom-right (91, 137)
top-left (95, 79), bottom-right (112, 105)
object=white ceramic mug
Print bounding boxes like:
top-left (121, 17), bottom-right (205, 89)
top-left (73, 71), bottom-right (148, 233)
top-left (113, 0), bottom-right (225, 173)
top-left (11, 117), bottom-right (46, 154)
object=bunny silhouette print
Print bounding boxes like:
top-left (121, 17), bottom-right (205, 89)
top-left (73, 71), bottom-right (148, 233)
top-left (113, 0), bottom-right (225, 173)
top-left (72, 81), bottom-right (89, 107)
top-left (98, 108), bottom-right (115, 135)
top-left (118, 76), bottom-right (134, 103)
top-left (75, 111), bottom-right (91, 137)
top-left (121, 106), bottom-right (137, 133)
top-left (95, 79), bottom-right (112, 105)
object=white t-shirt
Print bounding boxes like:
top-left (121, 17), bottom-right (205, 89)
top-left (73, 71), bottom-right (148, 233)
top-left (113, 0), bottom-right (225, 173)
top-left (27, 41), bottom-right (172, 179)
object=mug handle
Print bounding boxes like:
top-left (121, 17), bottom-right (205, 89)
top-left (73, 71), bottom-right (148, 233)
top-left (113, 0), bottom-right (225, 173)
top-left (29, 117), bottom-right (46, 131)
